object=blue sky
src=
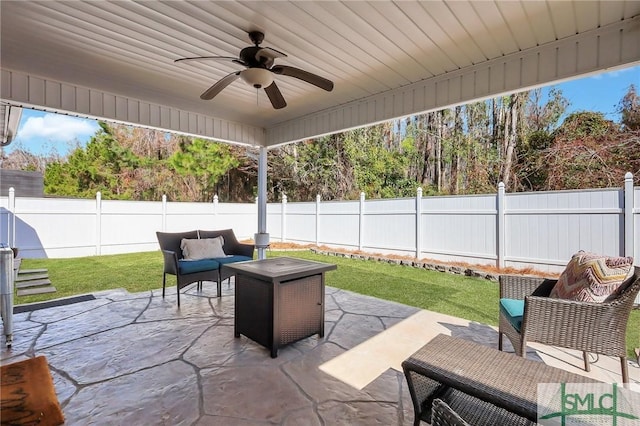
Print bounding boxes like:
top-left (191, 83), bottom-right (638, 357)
top-left (5, 65), bottom-right (639, 156)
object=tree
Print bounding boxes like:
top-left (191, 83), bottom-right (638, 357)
top-left (619, 84), bottom-right (640, 131)
top-left (527, 88), bottom-right (569, 133)
top-left (544, 112), bottom-right (637, 189)
top-left (517, 87), bottom-right (569, 190)
top-left (1, 148), bottom-right (55, 173)
top-left (169, 138), bottom-right (239, 202)
top-left (44, 123), bottom-right (142, 198)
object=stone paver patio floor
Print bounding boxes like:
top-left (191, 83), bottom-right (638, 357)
top-left (1, 280), bottom-right (638, 425)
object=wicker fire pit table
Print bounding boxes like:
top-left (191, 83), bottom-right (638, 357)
top-left (223, 257), bottom-right (336, 358)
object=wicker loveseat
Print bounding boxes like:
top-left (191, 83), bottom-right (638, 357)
top-left (498, 266), bottom-right (640, 383)
top-left (156, 229), bottom-right (254, 306)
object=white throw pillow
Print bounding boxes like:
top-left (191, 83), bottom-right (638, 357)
top-left (180, 236), bottom-right (226, 260)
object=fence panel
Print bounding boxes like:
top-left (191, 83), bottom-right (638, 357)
top-left (364, 198), bottom-right (416, 255)
top-left (212, 203), bottom-right (256, 240)
top-left (164, 201), bottom-right (216, 232)
top-left (505, 188), bottom-right (623, 273)
top-left (267, 202), bottom-right (283, 241)
top-left (318, 200), bottom-right (360, 249)
top-left (100, 199), bottom-right (162, 255)
top-left (284, 202), bottom-right (317, 244)
top-left (0, 197), bottom-right (8, 247)
top-left (15, 197), bottom-right (97, 258)
top-left (421, 194), bottom-right (497, 264)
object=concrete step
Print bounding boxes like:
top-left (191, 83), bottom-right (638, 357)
top-left (16, 278), bottom-right (52, 288)
top-left (16, 272), bottom-right (49, 282)
top-left (17, 268), bottom-right (48, 275)
top-left (14, 264), bottom-right (56, 297)
top-left (17, 286), bottom-right (57, 297)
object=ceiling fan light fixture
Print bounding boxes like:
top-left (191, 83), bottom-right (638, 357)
top-left (240, 68), bottom-right (273, 89)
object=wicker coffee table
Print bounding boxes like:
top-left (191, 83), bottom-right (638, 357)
top-left (223, 257), bottom-right (336, 357)
top-left (402, 334), bottom-right (599, 426)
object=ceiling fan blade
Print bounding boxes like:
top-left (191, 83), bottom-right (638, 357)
top-left (264, 82), bottom-right (287, 109)
top-left (175, 56), bottom-right (243, 64)
top-left (271, 65), bottom-right (333, 91)
top-left (200, 71), bottom-right (241, 100)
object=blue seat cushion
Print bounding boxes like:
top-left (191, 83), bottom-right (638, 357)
top-left (499, 298), bottom-right (525, 332)
top-left (178, 259), bottom-right (220, 274)
top-left (216, 255), bottom-right (253, 265)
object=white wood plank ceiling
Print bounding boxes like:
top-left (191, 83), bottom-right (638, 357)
top-left (1, 1), bottom-right (639, 147)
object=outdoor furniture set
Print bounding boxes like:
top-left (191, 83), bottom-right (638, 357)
top-left (156, 235), bottom-right (640, 422)
top-left (499, 252), bottom-right (640, 384)
top-left (156, 229), bottom-right (254, 306)
top-left (156, 230), bottom-right (337, 357)
top-left (405, 251), bottom-right (640, 425)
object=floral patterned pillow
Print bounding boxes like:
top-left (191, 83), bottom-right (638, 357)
top-left (549, 251), bottom-right (634, 303)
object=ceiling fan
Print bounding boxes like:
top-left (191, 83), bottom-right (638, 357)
top-left (175, 31), bottom-right (334, 109)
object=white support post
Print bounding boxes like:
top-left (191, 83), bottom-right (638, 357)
top-left (281, 194), bottom-right (287, 242)
top-left (359, 192), bottom-right (365, 251)
top-left (255, 147), bottom-right (269, 260)
top-left (624, 172), bottom-right (634, 259)
top-left (213, 194), bottom-right (219, 216)
top-left (8, 188), bottom-right (15, 248)
top-left (96, 191), bottom-right (102, 256)
top-left (497, 182), bottom-right (505, 269)
top-left (161, 194), bottom-right (167, 232)
top-left (416, 187), bottom-right (423, 259)
top-left (315, 194), bottom-right (321, 247)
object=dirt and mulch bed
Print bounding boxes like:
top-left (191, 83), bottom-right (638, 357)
top-left (254, 241), bottom-right (559, 282)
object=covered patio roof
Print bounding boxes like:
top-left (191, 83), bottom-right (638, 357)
top-left (2, 1), bottom-right (639, 148)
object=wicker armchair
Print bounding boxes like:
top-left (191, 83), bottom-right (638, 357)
top-left (498, 267), bottom-right (640, 383)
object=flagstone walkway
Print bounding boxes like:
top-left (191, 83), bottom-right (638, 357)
top-left (1, 282), bottom-right (638, 425)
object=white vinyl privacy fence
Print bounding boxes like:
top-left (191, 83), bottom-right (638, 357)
top-left (0, 194), bottom-right (256, 259)
top-left (1, 174), bottom-right (638, 276)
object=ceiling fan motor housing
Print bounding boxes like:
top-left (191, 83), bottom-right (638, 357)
top-left (241, 68), bottom-right (273, 89)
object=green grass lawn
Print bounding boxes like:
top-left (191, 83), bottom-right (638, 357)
top-left (17, 250), bottom-right (640, 358)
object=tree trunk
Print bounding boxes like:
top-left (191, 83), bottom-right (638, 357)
top-left (500, 93), bottom-right (526, 189)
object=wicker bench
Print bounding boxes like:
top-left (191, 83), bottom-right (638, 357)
top-left (402, 334), bottom-right (599, 426)
top-left (156, 229), bottom-right (254, 306)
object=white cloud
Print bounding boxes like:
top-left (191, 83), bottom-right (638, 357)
top-left (16, 113), bottom-right (99, 143)
top-left (589, 65), bottom-right (638, 80)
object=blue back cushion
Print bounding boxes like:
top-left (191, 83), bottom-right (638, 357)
top-left (499, 298), bottom-right (525, 332)
top-left (178, 259), bottom-right (220, 274)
